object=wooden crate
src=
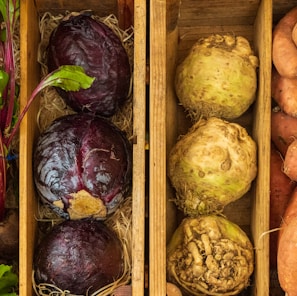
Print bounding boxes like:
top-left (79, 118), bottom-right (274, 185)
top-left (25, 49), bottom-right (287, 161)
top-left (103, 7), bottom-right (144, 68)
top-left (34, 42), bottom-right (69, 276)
top-left (149, 0), bottom-right (272, 295)
top-left (19, 1), bottom-right (146, 295)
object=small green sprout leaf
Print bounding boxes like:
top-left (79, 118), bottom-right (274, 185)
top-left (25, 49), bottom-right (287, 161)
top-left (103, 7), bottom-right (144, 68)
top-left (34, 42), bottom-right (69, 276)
top-left (40, 65), bottom-right (95, 92)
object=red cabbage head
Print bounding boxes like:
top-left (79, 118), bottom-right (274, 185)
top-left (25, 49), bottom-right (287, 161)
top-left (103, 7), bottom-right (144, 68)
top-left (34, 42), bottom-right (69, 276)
top-left (47, 13), bottom-right (131, 117)
top-left (33, 113), bottom-right (132, 220)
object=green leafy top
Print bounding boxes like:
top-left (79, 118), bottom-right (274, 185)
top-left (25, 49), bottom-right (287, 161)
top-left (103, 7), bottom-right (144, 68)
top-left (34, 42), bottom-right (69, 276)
top-left (0, 264), bottom-right (18, 295)
top-left (0, 0), bottom-right (20, 26)
top-left (40, 65), bottom-right (95, 92)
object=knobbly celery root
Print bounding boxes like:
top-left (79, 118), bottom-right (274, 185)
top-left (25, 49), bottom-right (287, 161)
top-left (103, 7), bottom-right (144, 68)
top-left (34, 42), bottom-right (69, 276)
top-left (167, 215), bottom-right (254, 296)
top-left (175, 34), bottom-right (258, 120)
top-left (168, 117), bottom-right (257, 216)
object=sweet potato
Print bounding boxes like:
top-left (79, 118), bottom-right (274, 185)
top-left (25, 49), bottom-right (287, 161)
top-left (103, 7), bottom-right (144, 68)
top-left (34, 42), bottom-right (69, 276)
top-left (292, 22), bottom-right (297, 46)
top-left (284, 139), bottom-right (297, 181)
top-left (272, 6), bottom-right (297, 78)
top-left (272, 67), bottom-right (297, 117)
top-left (271, 108), bottom-right (297, 156)
top-left (278, 187), bottom-right (297, 296)
top-left (282, 186), bottom-right (297, 225)
top-left (270, 144), bottom-right (296, 269)
top-left (278, 215), bottom-right (297, 296)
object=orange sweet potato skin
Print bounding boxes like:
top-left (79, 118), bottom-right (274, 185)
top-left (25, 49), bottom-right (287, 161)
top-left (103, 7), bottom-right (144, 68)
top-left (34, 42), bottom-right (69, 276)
top-left (272, 67), bottom-right (297, 117)
top-left (282, 186), bottom-right (297, 225)
top-left (284, 139), bottom-right (297, 181)
top-left (278, 187), bottom-right (297, 296)
top-left (273, 6), bottom-right (297, 78)
top-left (270, 144), bottom-right (296, 269)
top-left (292, 22), bottom-right (297, 47)
top-left (271, 109), bottom-right (297, 157)
top-left (278, 215), bottom-right (297, 296)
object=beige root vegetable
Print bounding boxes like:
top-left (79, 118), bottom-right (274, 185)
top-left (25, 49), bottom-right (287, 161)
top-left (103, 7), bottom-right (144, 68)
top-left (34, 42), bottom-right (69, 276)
top-left (168, 117), bottom-right (257, 215)
top-left (175, 34), bottom-right (258, 121)
top-left (167, 215), bottom-right (254, 296)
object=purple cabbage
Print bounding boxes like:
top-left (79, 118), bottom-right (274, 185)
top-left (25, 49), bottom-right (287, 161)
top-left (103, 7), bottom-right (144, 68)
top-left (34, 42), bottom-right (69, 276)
top-left (47, 13), bottom-right (131, 117)
top-left (34, 219), bottom-right (123, 294)
top-left (33, 113), bottom-right (132, 220)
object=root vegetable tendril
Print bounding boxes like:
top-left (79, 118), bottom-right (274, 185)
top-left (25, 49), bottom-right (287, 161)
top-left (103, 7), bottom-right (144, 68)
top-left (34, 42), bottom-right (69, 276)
top-left (167, 215), bottom-right (254, 296)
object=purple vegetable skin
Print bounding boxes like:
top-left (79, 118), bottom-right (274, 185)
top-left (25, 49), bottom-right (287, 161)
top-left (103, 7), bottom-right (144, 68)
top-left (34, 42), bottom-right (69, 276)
top-left (33, 113), bottom-right (132, 219)
top-left (34, 219), bottom-right (123, 294)
top-left (47, 13), bottom-right (131, 117)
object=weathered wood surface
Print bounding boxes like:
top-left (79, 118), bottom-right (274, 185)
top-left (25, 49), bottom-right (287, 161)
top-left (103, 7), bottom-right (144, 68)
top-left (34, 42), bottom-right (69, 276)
top-left (149, 0), bottom-right (273, 295)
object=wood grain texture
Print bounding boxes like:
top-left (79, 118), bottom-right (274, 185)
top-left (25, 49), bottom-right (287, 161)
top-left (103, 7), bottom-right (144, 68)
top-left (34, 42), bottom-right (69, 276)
top-left (251, 0), bottom-right (272, 295)
top-left (35, 0), bottom-right (134, 29)
top-left (149, 0), bottom-right (168, 295)
top-left (149, 0), bottom-right (181, 295)
top-left (131, 1), bottom-right (146, 296)
top-left (19, 0), bottom-right (42, 295)
top-left (34, 0), bottom-right (117, 15)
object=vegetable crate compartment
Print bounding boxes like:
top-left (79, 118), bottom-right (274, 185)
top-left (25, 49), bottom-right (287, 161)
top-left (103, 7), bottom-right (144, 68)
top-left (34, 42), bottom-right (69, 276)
top-left (271, 1), bottom-right (297, 296)
top-left (19, 0), bottom-right (146, 295)
top-left (149, 0), bottom-right (272, 295)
